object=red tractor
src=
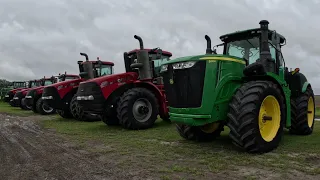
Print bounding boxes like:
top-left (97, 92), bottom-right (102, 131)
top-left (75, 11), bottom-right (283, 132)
top-left (41, 53), bottom-right (114, 121)
top-left (25, 73), bottom-right (80, 115)
top-left (12, 77), bottom-right (57, 110)
top-left (5, 81), bottom-right (28, 103)
top-left (76, 35), bottom-right (171, 130)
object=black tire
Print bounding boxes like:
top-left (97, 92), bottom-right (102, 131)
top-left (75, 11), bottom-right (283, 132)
top-left (36, 98), bottom-right (56, 115)
top-left (176, 123), bottom-right (224, 142)
top-left (101, 97), bottom-right (120, 126)
top-left (31, 99), bottom-right (38, 113)
top-left (70, 95), bottom-right (85, 121)
top-left (70, 95), bottom-right (99, 122)
top-left (227, 80), bottom-right (285, 154)
top-left (20, 98), bottom-right (32, 110)
top-left (290, 86), bottom-right (315, 135)
top-left (9, 100), bottom-right (15, 107)
top-left (57, 109), bottom-right (73, 119)
top-left (117, 87), bottom-right (159, 130)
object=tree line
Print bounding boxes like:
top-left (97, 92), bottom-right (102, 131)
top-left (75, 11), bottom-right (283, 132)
top-left (0, 79), bottom-right (12, 88)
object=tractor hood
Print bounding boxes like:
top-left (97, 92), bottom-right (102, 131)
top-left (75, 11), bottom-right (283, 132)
top-left (162, 54), bottom-right (245, 65)
top-left (10, 87), bottom-right (27, 93)
top-left (49, 78), bottom-right (83, 89)
top-left (20, 87), bottom-right (38, 96)
top-left (80, 72), bottom-right (138, 87)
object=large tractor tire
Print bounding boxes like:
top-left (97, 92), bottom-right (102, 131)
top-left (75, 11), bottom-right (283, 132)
top-left (57, 110), bottom-right (73, 119)
top-left (31, 100), bottom-right (38, 113)
top-left (117, 87), bottom-right (159, 130)
top-left (227, 80), bottom-right (285, 153)
top-left (20, 98), bottom-right (32, 110)
top-left (176, 122), bottom-right (224, 142)
top-left (36, 98), bottom-right (56, 115)
top-left (290, 86), bottom-right (315, 135)
top-left (101, 97), bottom-right (120, 126)
top-left (70, 95), bottom-right (99, 122)
top-left (9, 100), bottom-right (15, 107)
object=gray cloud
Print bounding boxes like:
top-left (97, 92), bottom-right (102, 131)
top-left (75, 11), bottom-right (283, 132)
top-left (0, 0), bottom-right (320, 93)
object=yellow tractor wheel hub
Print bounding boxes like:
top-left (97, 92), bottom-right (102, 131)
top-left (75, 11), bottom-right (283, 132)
top-left (307, 97), bottom-right (315, 128)
top-left (258, 95), bottom-right (281, 142)
top-left (200, 122), bottom-right (220, 133)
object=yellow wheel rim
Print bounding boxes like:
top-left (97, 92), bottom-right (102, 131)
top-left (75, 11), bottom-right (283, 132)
top-left (307, 97), bottom-right (315, 128)
top-left (200, 123), bottom-right (220, 133)
top-left (258, 95), bottom-right (281, 142)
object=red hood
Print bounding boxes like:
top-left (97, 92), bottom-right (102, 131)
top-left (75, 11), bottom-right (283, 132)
top-left (80, 72), bottom-right (138, 86)
top-left (20, 87), bottom-right (41, 95)
top-left (10, 87), bottom-right (27, 93)
top-left (49, 78), bottom-right (84, 89)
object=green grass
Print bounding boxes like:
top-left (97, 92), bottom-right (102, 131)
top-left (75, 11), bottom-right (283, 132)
top-left (0, 101), bottom-right (36, 116)
top-left (40, 116), bottom-right (320, 179)
top-left (316, 107), bottom-right (320, 117)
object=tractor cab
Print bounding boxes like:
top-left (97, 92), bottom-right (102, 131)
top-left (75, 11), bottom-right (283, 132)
top-left (219, 25), bottom-right (286, 79)
top-left (77, 53), bottom-right (114, 80)
top-left (123, 35), bottom-right (172, 84)
top-left (40, 76), bottom-right (58, 86)
top-left (29, 80), bottom-right (43, 88)
top-left (12, 81), bottom-right (27, 89)
top-left (57, 72), bottom-right (80, 82)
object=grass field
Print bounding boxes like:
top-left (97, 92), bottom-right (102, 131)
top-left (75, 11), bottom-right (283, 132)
top-left (2, 101), bottom-right (320, 179)
top-left (0, 101), bottom-right (37, 116)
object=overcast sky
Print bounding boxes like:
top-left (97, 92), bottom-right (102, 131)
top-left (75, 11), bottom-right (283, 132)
top-left (0, 0), bottom-right (320, 93)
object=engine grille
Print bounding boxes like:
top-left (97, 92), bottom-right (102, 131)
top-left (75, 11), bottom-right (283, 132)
top-left (162, 61), bottom-right (206, 108)
top-left (77, 82), bottom-right (105, 114)
top-left (42, 86), bottom-right (63, 109)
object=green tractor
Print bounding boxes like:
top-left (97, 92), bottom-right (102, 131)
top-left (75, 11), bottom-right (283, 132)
top-left (160, 20), bottom-right (315, 153)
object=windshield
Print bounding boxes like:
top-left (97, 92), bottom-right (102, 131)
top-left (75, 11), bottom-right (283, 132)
top-left (58, 76), bottom-right (78, 82)
top-left (153, 55), bottom-right (170, 77)
top-left (96, 65), bottom-right (113, 77)
top-left (13, 82), bottom-right (25, 88)
top-left (225, 36), bottom-right (276, 64)
top-left (44, 80), bottom-right (54, 86)
top-left (30, 81), bottom-right (41, 88)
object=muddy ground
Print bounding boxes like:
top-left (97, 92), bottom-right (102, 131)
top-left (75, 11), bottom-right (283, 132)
top-left (0, 113), bottom-right (134, 180)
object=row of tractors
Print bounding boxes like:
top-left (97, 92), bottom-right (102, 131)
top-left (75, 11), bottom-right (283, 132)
top-left (5, 35), bottom-right (172, 130)
top-left (3, 20), bottom-right (316, 154)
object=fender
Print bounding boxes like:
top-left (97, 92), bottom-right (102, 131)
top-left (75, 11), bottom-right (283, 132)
top-left (302, 81), bottom-right (310, 93)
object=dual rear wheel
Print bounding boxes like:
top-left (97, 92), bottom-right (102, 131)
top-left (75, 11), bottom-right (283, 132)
top-left (176, 80), bottom-right (315, 153)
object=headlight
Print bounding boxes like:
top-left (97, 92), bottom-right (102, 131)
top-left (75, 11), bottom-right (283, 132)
top-left (160, 64), bottom-right (168, 72)
top-left (42, 96), bottom-right (53, 100)
top-left (5, 95), bottom-right (9, 97)
top-left (25, 96), bottom-right (32, 99)
top-left (172, 61), bottom-right (196, 70)
top-left (160, 61), bottom-right (197, 72)
top-left (13, 97), bottom-right (19, 100)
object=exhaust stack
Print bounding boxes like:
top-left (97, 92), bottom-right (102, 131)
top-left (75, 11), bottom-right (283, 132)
top-left (80, 52), bottom-right (89, 61)
top-left (259, 20), bottom-right (274, 73)
top-left (134, 35), bottom-right (144, 50)
top-left (205, 35), bottom-right (213, 54)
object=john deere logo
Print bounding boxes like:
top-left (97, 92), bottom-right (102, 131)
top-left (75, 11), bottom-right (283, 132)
top-left (169, 79), bottom-right (174, 84)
